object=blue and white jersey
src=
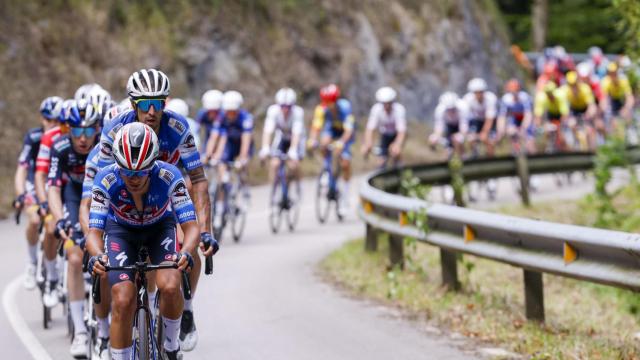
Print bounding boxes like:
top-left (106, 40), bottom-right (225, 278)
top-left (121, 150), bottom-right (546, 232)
top-left (498, 91), bottom-right (532, 124)
top-left (89, 161), bottom-right (197, 230)
top-left (321, 99), bottom-right (356, 136)
top-left (18, 127), bottom-right (44, 182)
top-left (82, 146), bottom-right (111, 199)
top-left (211, 109), bottom-right (254, 145)
top-left (97, 109), bottom-right (202, 173)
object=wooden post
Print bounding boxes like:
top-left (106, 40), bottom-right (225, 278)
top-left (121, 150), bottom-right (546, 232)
top-left (365, 223), bottom-right (378, 252)
top-left (524, 269), bottom-right (545, 321)
top-left (389, 234), bottom-right (404, 269)
top-left (516, 153), bottom-right (531, 207)
top-left (440, 249), bottom-right (460, 291)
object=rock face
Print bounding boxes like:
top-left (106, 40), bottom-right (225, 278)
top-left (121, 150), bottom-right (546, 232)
top-left (0, 0), bottom-right (516, 171)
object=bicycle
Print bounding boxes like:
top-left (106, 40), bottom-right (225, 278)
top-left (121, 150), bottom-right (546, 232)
top-left (315, 144), bottom-right (344, 223)
top-left (92, 247), bottom-right (191, 360)
top-left (208, 160), bottom-right (250, 242)
top-left (268, 152), bottom-right (301, 233)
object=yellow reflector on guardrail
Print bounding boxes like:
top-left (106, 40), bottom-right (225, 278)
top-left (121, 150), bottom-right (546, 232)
top-left (564, 242), bottom-right (578, 264)
top-left (463, 225), bottom-right (475, 243)
top-left (399, 212), bottom-right (408, 226)
top-left (362, 199), bottom-right (374, 214)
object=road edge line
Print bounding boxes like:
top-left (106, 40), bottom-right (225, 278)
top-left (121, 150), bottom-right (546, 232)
top-left (2, 276), bottom-right (54, 360)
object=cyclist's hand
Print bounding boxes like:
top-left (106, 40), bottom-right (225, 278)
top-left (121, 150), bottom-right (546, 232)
top-left (54, 219), bottom-right (71, 239)
top-left (200, 232), bottom-right (219, 257)
top-left (334, 140), bottom-right (344, 151)
top-left (13, 193), bottom-right (25, 210)
top-left (390, 143), bottom-right (401, 157)
top-left (286, 148), bottom-right (299, 161)
top-left (175, 252), bottom-right (194, 272)
top-left (38, 201), bottom-right (49, 217)
top-left (88, 254), bottom-right (108, 276)
top-left (306, 138), bottom-right (318, 151)
top-left (259, 147), bottom-right (270, 160)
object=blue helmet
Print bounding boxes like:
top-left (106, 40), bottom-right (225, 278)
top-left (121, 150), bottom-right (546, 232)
top-left (39, 96), bottom-right (64, 120)
top-left (67, 99), bottom-right (100, 128)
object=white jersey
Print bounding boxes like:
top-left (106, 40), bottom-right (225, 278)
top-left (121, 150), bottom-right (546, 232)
top-left (462, 91), bottom-right (498, 120)
top-left (433, 100), bottom-right (469, 134)
top-left (264, 104), bottom-right (305, 140)
top-left (366, 102), bottom-right (407, 135)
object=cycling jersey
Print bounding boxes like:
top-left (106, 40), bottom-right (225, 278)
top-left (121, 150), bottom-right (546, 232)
top-left (89, 162), bottom-right (197, 229)
top-left (366, 102), bottom-right (407, 136)
top-left (35, 126), bottom-right (63, 174)
top-left (601, 75), bottom-right (632, 101)
top-left (18, 127), bottom-right (44, 182)
top-left (264, 104), bottom-right (304, 156)
top-left (82, 146), bottom-right (106, 200)
top-left (560, 83), bottom-right (594, 111)
top-left (462, 91), bottom-right (498, 121)
top-left (320, 99), bottom-right (355, 138)
top-left (433, 100), bottom-right (470, 137)
top-left (499, 91), bottom-right (532, 126)
top-left (195, 108), bottom-right (220, 135)
top-left (98, 109), bottom-right (202, 172)
top-left (534, 90), bottom-right (569, 119)
top-left (47, 136), bottom-right (90, 187)
top-left (212, 109), bottom-right (254, 143)
top-left (311, 104), bottom-right (327, 132)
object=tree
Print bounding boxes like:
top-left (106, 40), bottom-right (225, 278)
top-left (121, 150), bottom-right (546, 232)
top-left (531, 0), bottom-right (548, 51)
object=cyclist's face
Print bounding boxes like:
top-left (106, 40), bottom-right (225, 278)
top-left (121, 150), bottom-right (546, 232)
top-left (474, 91), bottom-right (484, 102)
top-left (70, 127), bottom-right (98, 155)
top-left (280, 105), bottom-right (291, 118)
top-left (122, 174), bottom-right (149, 193)
top-left (226, 110), bottom-right (238, 121)
top-left (383, 102), bottom-right (392, 112)
top-left (135, 102), bottom-right (163, 132)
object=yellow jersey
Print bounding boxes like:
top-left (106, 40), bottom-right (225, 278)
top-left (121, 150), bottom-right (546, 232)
top-left (534, 89), bottom-right (569, 118)
top-left (601, 75), bottom-right (632, 101)
top-left (560, 83), bottom-right (594, 111)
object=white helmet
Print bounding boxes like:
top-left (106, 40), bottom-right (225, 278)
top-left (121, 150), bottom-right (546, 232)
top-left (576, 62), bottom-right (592, 78)
top-left (127, 69), bottom-right (170, 99)
top-left (201, 89), bottom-right (223, 110)
top-left (74, 83), bottom-right (102, 102)
top-left (439, 91), bottom-right (459, 109)
top-left (88, 87), bottom-right (112, 116)
top-left (166, 98), bottom-right (189, 118)
top-left (118, 98), bottom-right (133, 112)
top-left (275, 87), bottom-right (297, 106)
top-left (103, 105), bottom-right (124, 127)
top-left (222, 91), bottom-right (243, 111)
top-left (375, 86), bottom-right (397, 103)
top-left (467, 78), bottom-right (487, 93)
top-left (113, 123), bottom-right (159, 171)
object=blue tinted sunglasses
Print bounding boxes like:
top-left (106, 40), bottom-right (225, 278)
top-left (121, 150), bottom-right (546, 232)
top-left (119, 167), bottom-right (152, 178)
top-left (70, 127), bottom-right (98, 138)
top-left (133, 98), bottom-right (165, 112)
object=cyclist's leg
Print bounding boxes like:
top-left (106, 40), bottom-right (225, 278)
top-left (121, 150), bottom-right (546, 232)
top-left (340, 135), bottom-right (354, 192)
top-left (149, 219), bottom-right (183, 353)
top-left (378, 133), bottom-right (395, 169)
top-left (105, 220), bottom-right (138, 355)
top-left (23, 182), bottom-right (40, 287)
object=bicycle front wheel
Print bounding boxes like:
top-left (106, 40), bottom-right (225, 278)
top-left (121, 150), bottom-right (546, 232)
top-left (231, 186), bottom-right (248, 242)
top-left (134, 308), bottom-right (152, 360)
top-left (269, 182), bottom-right (283, 234)
top-left (315, 170), bottom-right (331, 224)
top-left (287, 180), bottom-right (302, 231)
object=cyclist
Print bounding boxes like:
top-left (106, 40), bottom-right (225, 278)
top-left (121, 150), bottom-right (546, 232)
top-left (534, 81), bottom-right (570, 152)
top-left (600, 62), bottom-right (635, 128)
top-left (167, 98), bottom-right (202, 151)
top-left (87, 123), bottom-right (217, 360)
top-left (47, 99), bottom-right (100, 357)
top-left (560, 71), bottom-right (597, 150)
top-left (198, 89), bottom-right (223, 160)
top-left (462, 78), bottom-right (498, 157)
top-left (13, 97), bottom-right (62, 289)
top-left (34, 96), bottom-right (69, 307)
top-left (259, 87), bottom-right (305, 190)
top-left (74, 83), bottom-right (103, 103)
top-left (314, 84), bottom-right (356, 216)
top-left (95, 69), bottom-right (214, 351)
top-left (87, 86), bottom-right (112, 126)
top-left (361, 86), bottom-right (406, 168)
top-left (496, 79), bottom-right (535, 154)
top-left (429, 91), bottom-right (468, 157)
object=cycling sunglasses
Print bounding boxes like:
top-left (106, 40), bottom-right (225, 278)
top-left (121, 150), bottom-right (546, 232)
top-left (119, 167), bottom-right (152, 178)
top-left (70, 127), bottom-right (98, 138)
top-left (133, 98), bottom-right (166, 112)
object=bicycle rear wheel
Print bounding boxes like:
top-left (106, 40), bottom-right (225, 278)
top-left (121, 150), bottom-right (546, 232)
top-left (231, 185), bottom-right (248, 242)
top-left (315, 170), bottom-right (331, 224)
top-left (287, 180), bottom-right (301, 231)
top-left (269, 182), bottom-right (283, 234)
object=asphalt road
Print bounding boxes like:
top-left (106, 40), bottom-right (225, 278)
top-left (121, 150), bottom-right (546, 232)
top-left (0, 169), bottom-right (622, 359)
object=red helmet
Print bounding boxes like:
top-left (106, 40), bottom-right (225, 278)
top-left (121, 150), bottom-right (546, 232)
top-left (320, 84), bottom-right (340, 104)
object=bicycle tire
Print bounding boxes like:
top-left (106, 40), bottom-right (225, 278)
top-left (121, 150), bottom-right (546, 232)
top-left (86, 301), bottom-right (97, 360)
top-left (231, 204), bottom-right (247, 242)
top-left (43, 304), bottom-right (51, 329)
top-left (286, 180), bottom-right (301, 231)
top-left (135, 308), bottom-right (152, 360)
top-left (269, 182), bottom-right (283, 234)
top-left (315, 170), bottom-right (331, 224)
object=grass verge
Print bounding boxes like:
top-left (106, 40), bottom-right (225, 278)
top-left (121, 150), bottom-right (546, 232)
top-left (321, 234), bottom-right (640, 359)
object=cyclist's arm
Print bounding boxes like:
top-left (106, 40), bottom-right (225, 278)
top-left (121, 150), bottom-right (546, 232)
top-left (46, 149), bottom-right (64, 221)
top-left (289, 108), bottom-right (305, 156)
top-left (14, 165), bottom-right (27, 199)
top-left (481, 94), bottom-right (498, 135)
top-left (339, 114), bottom-right (355, 144)
top-left (171, 177), bottom-right (206, 257)
top-left (239, 114), bottom-right (254, 161)
top-left (79, 198), bottom-right (90, 236)
top-left (187, 166), bottom-right (211, 234)
top-left (86, 228), bottom-right (105, 259)
top-left (393, 105), bottom-right (408, 148)
top-left (261, 108), bottom-right (276, 152)
top-left (48, 186), bottom-right (64, 221)
top-left (213, 135), bottom-right (227, 160)
top-left (362, 106), bottom-right (379, 152)
top-left (308, 105), bottom-right (325, 143)
top-left (179, 220), bottom-right (200, 259)
top-left (87, 175), bottom-right (111, 257)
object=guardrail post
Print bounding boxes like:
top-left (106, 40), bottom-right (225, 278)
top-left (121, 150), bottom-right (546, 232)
top-left (440, 249), bottom-right (460, 290)
top-left (389, 234), bottom-right (404, 269)
top-left (523, 269), bottom-right (545, 321)
top-left (365, 223), bottom-right (378, 252)
top-left (516, 153), bottom-right (531, 206)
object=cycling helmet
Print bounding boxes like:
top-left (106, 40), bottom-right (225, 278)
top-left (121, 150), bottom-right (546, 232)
top-left (439, 91), bottom-right (459, 109)
top-left (576, 62), bottom-right (592, 78)
top-left (127, 69), bottom-right (170, 99)
top-left (88, 88), bottom-right (112, 115)
top-left (566, 71), bottom-right (578, 85)
top-left (166, 98), bottom-right (189, 118)
top-left (467, 78), bottom-right (487, 93)
top-left (607, 62), bottom-right (619, 73)
top-left (67, 99), bottom-right (100, 128)
top-left (202, 89), bottom-right (223, 110)
top-left (59, 99), bottom-right (76, 122)
top-left (275, 87), bottom-right (297, 106)
top-left (113, 123), bottom-right (159, 171)
top-left (543, 81), bottom-right (557, 93)
top-left (103, 106), bottom-right (124, 127)
top-left (118, 98), bottom-right (133, 112)
top-left (222, 91), bottom-right (243, 111)
top-left (74, 83), bottom-right (102, 102)
top-left (589, 46), bottom-right (603, 57)
top-left (40, 96), bottom-right (64, 120)
top-left (320, 84), bottom-right (340, 104)
top-left (504, 79), bottom-right (521, 93)
top-left (375, 86), bottom-right (396, 103)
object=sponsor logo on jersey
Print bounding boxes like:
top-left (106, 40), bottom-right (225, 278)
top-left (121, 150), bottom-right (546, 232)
top-left (115, 251), bottom-right (128, 267)
top-left (102, 173), bottom-right (117, 189)
top-left (186, 160), bottom-right (201, 169)
top-left (164, 254), bottom-right (174, 261)
top-left (172, 180), bottom-right (191, 208)
top-left (89, 218), bottom-right (104, 226)
top-left (92, 188), bottom-right (107, 205)
top-left (108, 123), bottom-right (124, 141)
top-left (119, 273), bottom-right (129, 281)
top-left (120, 189), bottom-right (128, 198)
top-left (159, 168), bottom-right (174, 185)
top-left (184, 134), bottom-right (196, 149)
top-left (178, 210), bottom-right (196, 220)
top-left (161, 237), bottom-right (173, 251)
top-left (85, 166), bottom-right (97, 181)
top-left (168, 118), bottom-right (186, 134)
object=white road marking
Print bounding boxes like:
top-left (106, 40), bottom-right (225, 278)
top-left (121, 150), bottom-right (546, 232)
top-left (2, 276), bottom-right (53, 360)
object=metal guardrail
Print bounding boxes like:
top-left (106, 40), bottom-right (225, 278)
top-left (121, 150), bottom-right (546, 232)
top-left (359, 150), bottom-right (640, 321)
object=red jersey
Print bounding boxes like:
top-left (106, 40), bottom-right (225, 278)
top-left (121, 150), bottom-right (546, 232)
top-left (35, 126), bottom-right (63, 173)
